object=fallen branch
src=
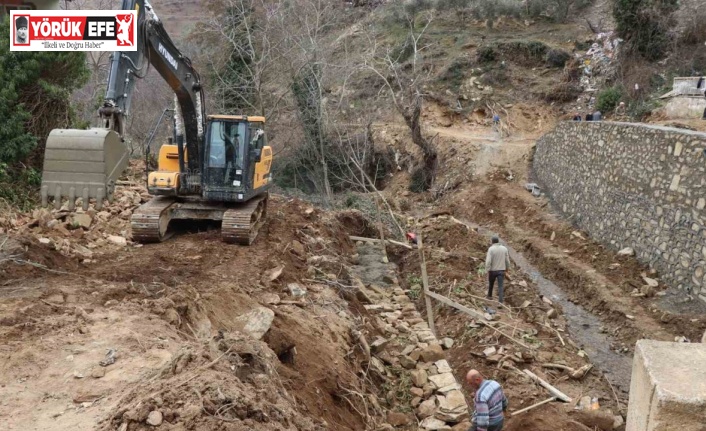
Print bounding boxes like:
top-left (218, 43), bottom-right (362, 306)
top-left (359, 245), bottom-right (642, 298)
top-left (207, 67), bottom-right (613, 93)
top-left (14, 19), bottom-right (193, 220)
top-left (351, 329), bottom-right (371, 362)
top-left (40, 299), bottom-right (68, 309)
top-left (348, 156), bottom-right (406, 240)
top-left (603, 371), bottom-right (624, 413)
top-left (174, 346), bottom-right (234, 390)
top-left (418, 233), bottom-right (436, 336)
top-left (465, 292), bottom-right (513, 313)
top-left (511, 396), bottom-right (556, 416)
top-left (6, 257), bottom-right (74, 276)
top-left (542, 323), bottom-right (566, 347)
top-left (522, 369), bottom-right (572, 403)
top-left (349, 236), bottom-right (413, 250)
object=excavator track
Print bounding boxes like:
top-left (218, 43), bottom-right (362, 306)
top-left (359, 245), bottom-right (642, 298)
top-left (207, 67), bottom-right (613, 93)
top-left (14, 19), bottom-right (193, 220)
top-left (222, 192), bottom-right (269, 245)
top-left (130, 196), bottom-right (177, 243)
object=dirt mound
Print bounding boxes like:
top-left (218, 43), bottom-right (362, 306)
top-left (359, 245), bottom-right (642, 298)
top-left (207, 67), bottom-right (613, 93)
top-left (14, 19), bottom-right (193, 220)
top-left (101, 334), bottom-right (327, 431)
top-left (505, 405), bottom-right (593, 431)
top-left (0, 195), bottom-right (387, 430)
top-left (0, 160), bottom-right (152, 267)
top-left (0, 233), bottom-right (80, 280)
top-left (418, 215), bottom-right (488, 253)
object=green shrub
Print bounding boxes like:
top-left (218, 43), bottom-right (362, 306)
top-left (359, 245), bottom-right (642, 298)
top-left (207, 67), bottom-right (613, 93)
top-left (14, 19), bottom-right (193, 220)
top-left (441, 57), bottom-right (473, 88)
top-left (391, 39), bottom-right (415, 63)
top-left (498, 41), bottom-right (549, 67)
top-left (596, 87), bottom-right (623, 113)
top-left (409, 167), bottom-right (431, 192)
top-left (628, 99), bottom-right (660, 121)
top-left (0, 17), bottom-right (88, 167)
top-left (545, 49), bottom-right (570, 68)
top-left (477, 46), bottom-right (497, 63)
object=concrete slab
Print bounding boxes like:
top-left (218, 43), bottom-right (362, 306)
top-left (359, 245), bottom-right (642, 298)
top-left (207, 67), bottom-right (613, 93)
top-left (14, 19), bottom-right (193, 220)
top-left (626, 340), bottom-right (706, 431)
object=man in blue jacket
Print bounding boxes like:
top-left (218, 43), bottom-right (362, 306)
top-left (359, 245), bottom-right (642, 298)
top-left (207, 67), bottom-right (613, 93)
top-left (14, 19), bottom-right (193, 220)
top-left (467, 369), bottom-right (508, 431)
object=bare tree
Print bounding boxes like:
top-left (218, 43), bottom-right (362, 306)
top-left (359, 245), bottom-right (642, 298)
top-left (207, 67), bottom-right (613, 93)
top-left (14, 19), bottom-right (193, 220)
top-left (272, 0), bottom-right (343, 203)
top-left (188, 0), bottom-right (289, 120)
top-left (362, 10), bottom-right (438, 192)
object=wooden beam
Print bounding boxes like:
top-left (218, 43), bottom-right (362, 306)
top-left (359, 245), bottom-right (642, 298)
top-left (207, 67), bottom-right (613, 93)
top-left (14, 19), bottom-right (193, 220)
top-left (424, 290), bottom-right (533, 350)
top-left (417, 233), bottom-right (436, 336)
top-left (522, 369), bottom-right (572, 403)
top-left (511, 397), bottom-right (556, 417)
top-left (425, 290), bottom-right (487, 321)
top-left (348, 236), bottom-right (413, 250)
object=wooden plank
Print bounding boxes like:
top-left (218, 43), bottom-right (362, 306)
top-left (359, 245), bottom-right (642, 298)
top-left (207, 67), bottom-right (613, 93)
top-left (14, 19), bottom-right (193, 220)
top-left (375, 196), bottom-right (386, 243)
top-left (511, 397), bottom-right (556, 416)
top-left (522, 369), bottom-right (572, 403)
top-left (424, 290), bottom-right (533, 350)
top-left (417, 233), bottom-right (436, 336)
top-left (425, 290), bottom-right (487, 321)
top-left (387, 239), bottom-right (413, 249)
top-left (350, 236), bottom-right (381, 243)
top-left (348, 236), bottom-right (413, 250)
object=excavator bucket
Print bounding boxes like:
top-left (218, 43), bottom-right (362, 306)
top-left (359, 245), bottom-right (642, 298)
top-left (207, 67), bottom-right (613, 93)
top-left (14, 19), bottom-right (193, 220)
top-left (41, 128), bottom-right (130, 211)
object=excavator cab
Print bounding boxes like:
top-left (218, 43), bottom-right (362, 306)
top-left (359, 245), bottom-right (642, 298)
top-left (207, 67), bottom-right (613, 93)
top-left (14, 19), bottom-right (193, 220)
top-left (202, 115), bottom-right (272, 203)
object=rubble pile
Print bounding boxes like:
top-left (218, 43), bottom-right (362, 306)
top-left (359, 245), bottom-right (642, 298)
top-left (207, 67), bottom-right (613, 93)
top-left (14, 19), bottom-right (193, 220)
top-left (577, 32), bottom-right (622, 92)
top-left (349, 240), bottom-right (472, 430)
top-left (570, 31), bottom-right (623, 114)
top-left (0, 161), bottom-right (148, 262)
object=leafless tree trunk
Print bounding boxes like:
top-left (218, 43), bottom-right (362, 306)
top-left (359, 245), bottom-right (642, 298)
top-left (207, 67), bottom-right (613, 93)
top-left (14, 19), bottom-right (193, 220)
top-left (363, 11), bottom-right (438, 191)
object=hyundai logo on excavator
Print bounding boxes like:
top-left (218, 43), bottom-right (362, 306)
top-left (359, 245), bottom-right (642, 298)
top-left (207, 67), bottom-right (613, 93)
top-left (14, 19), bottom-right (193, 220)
top-left (158, 42), bottom-right (178, 71)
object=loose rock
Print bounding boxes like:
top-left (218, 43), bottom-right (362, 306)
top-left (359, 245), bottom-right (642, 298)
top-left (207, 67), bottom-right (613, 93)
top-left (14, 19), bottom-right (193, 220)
top-left (146, 410), bottom-right (163, 426)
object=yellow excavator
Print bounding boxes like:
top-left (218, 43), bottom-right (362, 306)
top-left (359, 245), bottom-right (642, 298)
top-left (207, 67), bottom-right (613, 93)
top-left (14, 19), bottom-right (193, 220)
top-left (40, 0), bottom-right (272, 245)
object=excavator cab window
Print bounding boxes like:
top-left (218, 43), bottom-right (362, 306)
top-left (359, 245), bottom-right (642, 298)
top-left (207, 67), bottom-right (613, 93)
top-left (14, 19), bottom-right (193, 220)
top-left (248, 122), bottom-right (265, 163)
top-left (206, 120), bottom-right (248, 188)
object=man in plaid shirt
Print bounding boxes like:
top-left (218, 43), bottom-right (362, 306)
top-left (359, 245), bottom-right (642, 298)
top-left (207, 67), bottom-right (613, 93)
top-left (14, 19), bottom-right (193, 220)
top-left (466, 369), bottom-right (508, 431)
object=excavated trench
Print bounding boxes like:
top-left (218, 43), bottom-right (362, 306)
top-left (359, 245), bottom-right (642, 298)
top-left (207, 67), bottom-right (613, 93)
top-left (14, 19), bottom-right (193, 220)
top-left (469, 221), bottom-right (633, 394)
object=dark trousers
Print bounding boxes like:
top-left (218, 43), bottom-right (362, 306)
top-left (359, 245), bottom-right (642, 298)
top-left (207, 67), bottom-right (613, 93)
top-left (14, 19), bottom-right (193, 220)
top-left (488, 270), bottom-right (505, 303)
top-left (470, 419), bottom-right (504, 431)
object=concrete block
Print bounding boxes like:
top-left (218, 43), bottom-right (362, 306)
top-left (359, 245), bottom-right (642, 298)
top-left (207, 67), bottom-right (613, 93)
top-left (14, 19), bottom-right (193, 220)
top-left (626, 340), bottom-right (706, 431)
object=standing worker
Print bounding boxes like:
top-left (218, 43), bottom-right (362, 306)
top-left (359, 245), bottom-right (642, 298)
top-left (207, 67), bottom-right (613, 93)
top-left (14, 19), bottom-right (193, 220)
top-left (466, 369), bottom-right (508, 431)
top-left (485, 235), bottom-right (511, 304)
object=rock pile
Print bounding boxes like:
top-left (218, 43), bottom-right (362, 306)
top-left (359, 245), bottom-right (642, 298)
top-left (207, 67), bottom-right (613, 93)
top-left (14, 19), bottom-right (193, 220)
top-left (0, 161), bottom-right (148, 261)
top-left (351, 239), bottom-right (471, 431)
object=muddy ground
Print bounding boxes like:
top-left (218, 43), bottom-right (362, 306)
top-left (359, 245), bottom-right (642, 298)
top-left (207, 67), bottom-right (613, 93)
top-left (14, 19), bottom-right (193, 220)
top-left (2, 110), bottom-right (706, 431)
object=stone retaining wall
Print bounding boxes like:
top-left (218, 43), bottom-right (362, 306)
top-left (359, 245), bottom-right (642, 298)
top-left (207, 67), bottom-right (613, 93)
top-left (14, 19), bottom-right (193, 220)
top-left (532, 121), bottom-right (706, 303)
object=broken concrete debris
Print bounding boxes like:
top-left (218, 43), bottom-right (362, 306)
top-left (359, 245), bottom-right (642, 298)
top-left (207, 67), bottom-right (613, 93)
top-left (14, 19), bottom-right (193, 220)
top-left (99, 348), bottom-right (118, 367)
top-left (287, 283), bottom-right (307, 297)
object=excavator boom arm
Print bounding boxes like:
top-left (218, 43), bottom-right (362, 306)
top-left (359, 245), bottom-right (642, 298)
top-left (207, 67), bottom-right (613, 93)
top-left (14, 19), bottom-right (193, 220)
top-left (100, 0), bottom-right (205, 177)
